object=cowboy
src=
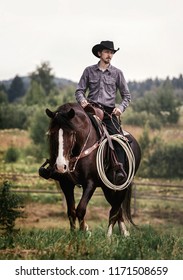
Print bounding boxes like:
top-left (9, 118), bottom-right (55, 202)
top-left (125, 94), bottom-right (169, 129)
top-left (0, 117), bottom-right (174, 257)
top-left (75, 40), bottom-right (131, 184)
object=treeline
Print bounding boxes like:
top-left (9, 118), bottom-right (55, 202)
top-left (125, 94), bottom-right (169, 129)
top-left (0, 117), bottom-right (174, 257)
top-left (128, 74), bottom-right (183, 97)
top-left (0, 61), bottom-right (183, 179)
top-left (0, 62), bottom-right (183, 131)
top-left (1, 70), bottom-right (183, 103)
top-left (0, 62), bottom-right (76, 130)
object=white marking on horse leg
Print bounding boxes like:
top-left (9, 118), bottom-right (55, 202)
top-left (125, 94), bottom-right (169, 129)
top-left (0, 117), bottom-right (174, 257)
top-left (85, 223), bottom-right (89, 231)
top-left (118, 221), bottom-right (130, 237)
top-left (84, 223), bottom-right (92, 237)
top-left (56, 128), bottom-right (69, 173)
top-left (107, 224), bottom-right (113, 238)
top-left (79, 220), bottom-right (91, 236)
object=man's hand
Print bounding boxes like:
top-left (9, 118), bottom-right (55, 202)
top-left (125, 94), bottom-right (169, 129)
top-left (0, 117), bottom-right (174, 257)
top-left (80, 99), bottom-right (89, 108)
top-left (112, 107), bottom-right (122, 116)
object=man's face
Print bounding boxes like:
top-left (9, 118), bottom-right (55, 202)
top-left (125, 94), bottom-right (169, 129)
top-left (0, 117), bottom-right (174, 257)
top-left (98, 49), bottom-right (114, 64)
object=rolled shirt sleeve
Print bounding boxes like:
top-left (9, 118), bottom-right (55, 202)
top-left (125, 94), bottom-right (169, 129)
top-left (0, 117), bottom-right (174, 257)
top-left (117, 70), bottom-right (131, 113)
top-left (75, 68), bottom-right (89, 104)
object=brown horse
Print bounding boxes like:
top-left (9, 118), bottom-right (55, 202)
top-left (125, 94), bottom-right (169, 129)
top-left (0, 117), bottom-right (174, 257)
top-left (39, 102), bottom-right (141, 237)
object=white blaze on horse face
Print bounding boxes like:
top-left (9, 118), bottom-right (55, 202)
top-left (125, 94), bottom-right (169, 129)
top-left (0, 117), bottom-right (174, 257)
top-left (56, 128), bottom-right (69, 173)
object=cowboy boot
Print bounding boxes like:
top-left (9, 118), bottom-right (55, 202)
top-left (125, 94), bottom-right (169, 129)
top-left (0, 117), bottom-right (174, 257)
top-left (38, 159), bottom-right (52, 179)
top-left (114, 163), bottom-right (127, 185)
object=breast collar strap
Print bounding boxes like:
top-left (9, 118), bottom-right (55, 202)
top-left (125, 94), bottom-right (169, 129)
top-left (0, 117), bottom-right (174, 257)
top-left (68, 126), bottom-right (103, 172)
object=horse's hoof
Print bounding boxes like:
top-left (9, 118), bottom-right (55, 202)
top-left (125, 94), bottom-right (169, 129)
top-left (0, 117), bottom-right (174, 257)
top-left (124, 230), bottom-right (130, 237)
top-left (86, 230), bottom-right (92, 238)
top-left (85, 223), bottom-right (89, 231)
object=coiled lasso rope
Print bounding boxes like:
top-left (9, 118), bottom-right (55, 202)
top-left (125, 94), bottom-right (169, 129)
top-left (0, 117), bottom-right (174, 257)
top-left (96, 134), bottom-right (136, 191)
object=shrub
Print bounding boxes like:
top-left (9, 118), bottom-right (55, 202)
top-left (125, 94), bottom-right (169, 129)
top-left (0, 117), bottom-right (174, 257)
top-left (139, 143), bottom-right (183, 178)
top-left (0, 181), bottom-right (25, 234)
top-left (0, 104), bottom-right (28, 129)
top-left (4, 147), bottom-right (19, 163)
top-left (123, 110), bottom-right (161, 129)
top-left (147, 144), bottom-right (183, 178)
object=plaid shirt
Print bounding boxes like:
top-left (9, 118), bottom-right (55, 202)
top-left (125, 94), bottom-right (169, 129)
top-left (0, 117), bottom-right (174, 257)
top-left (75, 63), bottom-right (131, 112)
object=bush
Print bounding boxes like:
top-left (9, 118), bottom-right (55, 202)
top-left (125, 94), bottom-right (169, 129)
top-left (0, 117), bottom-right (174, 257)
top-left (0, 104), bottom-right (28, 129)
top-left (5, 147), bottom-right (19, 163)
top-left (123, 110), bottom-right (161, 129)
top-left (140, 143), bottom-right (183, 178)
top-left (0, 181), bottom-right (25, 234)
top-left (147, 144), bottom-right (183, 178)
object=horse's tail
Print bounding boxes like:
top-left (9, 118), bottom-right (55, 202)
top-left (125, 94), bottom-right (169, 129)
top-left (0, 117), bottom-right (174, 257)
top-left (122, 183), bottom-right (136, 226)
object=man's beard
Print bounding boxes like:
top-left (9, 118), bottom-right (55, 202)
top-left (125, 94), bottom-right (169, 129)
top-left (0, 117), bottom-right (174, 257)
top-left (104, 57), bottom-right (111, 64)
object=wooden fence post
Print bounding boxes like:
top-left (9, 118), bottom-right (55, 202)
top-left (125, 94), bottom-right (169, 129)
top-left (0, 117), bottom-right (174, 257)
top-left (133, 182), bottom-right (137, 216)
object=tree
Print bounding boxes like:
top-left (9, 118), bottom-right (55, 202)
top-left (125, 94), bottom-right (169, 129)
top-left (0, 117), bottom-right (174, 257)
top-left (30, 61), bottom-right (55, 95)
top-left (0, 83), bottom-right (7, 93)
top-left (25, 80), bottom-right (46, 105)
top-left (132, 83), bottom-right (180, 125)
top-left (29, 107), bottom-right (50, 159)
top-left (0, 90), bottom-right (8, 104)
top-left (157, 83), bottom-right (180, 123)
top-left (8, 75), bottom-right (25, 102)
top-left (0, 104), bottom-right (28, 129)
top-left (147, 144), bottom-right (183, 178)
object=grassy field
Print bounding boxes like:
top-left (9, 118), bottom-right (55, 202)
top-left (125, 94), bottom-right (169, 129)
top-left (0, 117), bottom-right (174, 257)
top-left (0, 127), bottom-right (183, 260)
top-left (0, 225), bottom-right (182, 260)
top-left (0, 184), bottom-right (182, 260)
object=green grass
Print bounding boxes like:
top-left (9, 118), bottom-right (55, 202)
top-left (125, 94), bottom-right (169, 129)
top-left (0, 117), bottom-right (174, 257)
top-left (0, 129), bottom-right (183, 260)
top-left (0, 225), bottom-right (182, 260)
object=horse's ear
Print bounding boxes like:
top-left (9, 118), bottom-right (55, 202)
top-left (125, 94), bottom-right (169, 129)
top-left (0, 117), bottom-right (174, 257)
top-left (46, 108), bottom-right (55, 118)
top-left (67, 108), bottom-right (75, 119)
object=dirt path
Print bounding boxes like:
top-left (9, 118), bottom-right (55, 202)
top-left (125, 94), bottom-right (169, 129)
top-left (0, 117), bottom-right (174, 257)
top-left (16, 201), bottom-right (182, 231)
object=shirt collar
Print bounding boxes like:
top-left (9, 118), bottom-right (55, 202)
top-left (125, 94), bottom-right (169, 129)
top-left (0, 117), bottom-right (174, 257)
top-left (96, 62), bottom-right (112, 73)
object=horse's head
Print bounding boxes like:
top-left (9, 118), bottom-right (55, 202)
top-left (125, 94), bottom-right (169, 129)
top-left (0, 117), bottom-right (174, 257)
top-left (46, 103), bottom-right (90, 174)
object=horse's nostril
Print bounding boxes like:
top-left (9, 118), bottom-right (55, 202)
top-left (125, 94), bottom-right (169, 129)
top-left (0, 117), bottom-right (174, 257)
top-left (63, 164), bottom-right (67, 170)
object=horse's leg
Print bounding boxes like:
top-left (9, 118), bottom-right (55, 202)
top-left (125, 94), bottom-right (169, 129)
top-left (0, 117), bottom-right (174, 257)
top-left (107, 206), bottom-right (120, 238)
top-left (107, 207), bottom-right (129, 237)
top-left (76, 179), bottom-right (96, 231)
top-left (60, 182), bottom-right (76, 230)
top-left (102, 187), bottom-right (127, 238)
top-left (118, 221), bottom-right (130, 237)
top-left (117, 207), bottom-right (130, 237)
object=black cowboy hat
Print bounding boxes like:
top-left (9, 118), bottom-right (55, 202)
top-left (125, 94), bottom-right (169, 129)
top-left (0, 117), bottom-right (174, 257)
top-left (92, 40), bottom-right (120, 58)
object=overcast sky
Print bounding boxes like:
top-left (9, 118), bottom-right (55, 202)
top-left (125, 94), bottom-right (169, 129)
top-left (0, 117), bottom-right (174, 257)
top-left (0, 0), bottom-right (182, 83)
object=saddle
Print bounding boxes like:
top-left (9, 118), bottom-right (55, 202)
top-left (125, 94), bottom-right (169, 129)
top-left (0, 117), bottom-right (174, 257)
top-left (84, 103), bottom-right (104, 121)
